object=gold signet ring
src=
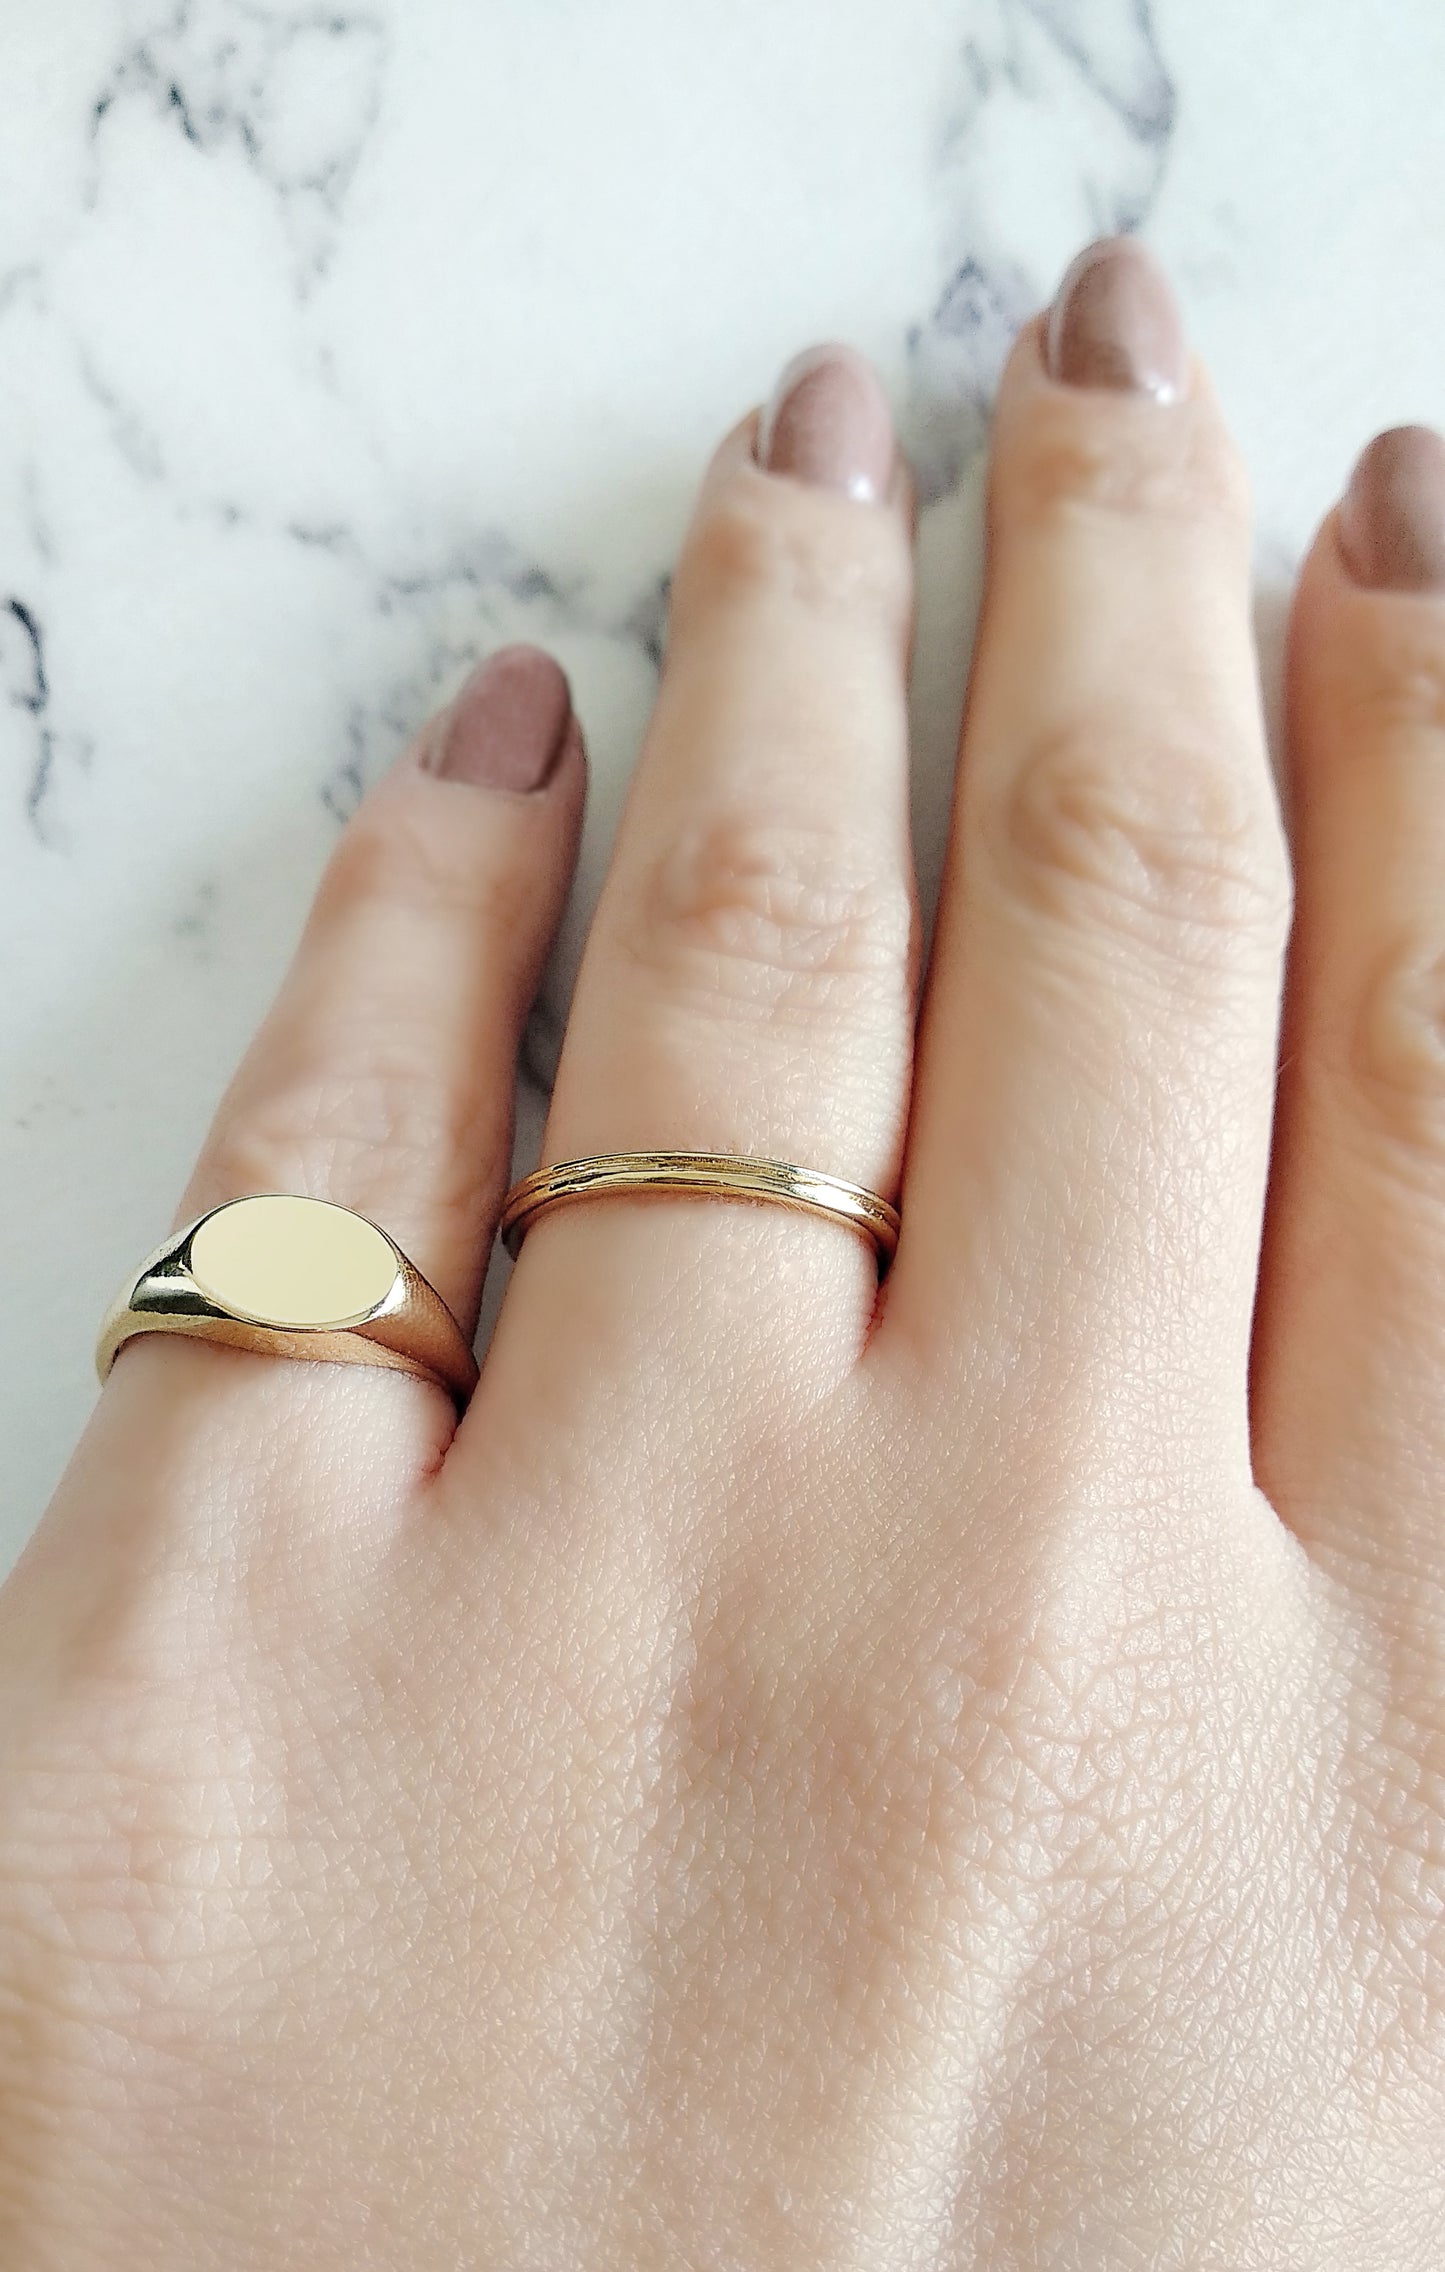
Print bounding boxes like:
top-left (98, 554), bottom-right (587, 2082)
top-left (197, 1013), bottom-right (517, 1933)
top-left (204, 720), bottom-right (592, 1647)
top-left (96, 1195), bottom-right (479, 1410)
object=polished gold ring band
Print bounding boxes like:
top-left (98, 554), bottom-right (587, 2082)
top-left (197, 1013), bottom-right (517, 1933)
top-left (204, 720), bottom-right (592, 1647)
top-left (499, 1151), bottom-right (901, 1272)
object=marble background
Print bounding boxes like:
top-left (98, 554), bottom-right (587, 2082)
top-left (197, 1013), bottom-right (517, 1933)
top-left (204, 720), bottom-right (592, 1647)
top-left (3, 0), bottom-right (1443, 1568)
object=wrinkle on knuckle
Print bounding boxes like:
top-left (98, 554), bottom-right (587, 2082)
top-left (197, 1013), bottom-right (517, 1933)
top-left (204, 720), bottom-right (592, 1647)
top-left (1338, 641), bottom-right (1445, 750)
top-left (675, 480), bottom-right (911, 631)
top-left (317, 795), bottom-right (494, 926)
top-left (617, 810), bottom-right (914, 1026)
top-left (1003, 399), bottom-right (1251, 533)
top-left (988, 718), bottom-right (1291, 954)
top-left (1349, 931), bottom-right (1445, 1146)
top-left (204, 1056), bottom-right (485, 1214)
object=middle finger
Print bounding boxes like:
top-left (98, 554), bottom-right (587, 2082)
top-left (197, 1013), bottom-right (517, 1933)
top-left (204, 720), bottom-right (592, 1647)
top-left (883, 239), bottom-right (1292, 1475)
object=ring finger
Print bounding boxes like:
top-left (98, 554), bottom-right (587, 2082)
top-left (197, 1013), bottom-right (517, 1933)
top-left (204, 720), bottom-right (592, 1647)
top-left (490, 347), bottom-right (919, 1389)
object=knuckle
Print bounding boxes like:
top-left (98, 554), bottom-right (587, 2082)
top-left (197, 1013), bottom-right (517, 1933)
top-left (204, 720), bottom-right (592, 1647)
top-left (320, 799), bottom-right (443, 913)
top-left (1003, 396), bottom-right (1252, 533)
top-left (674, 476), bottom-right (911, 632)
top-left (317, 793), bottom-right (498, 926)
top-left (1338, 632), bottom-right (1445, 750)
top-left (617, 809), bottom-right (914, 1025)
top-left (201, 1053), bottom-right (484, 1219)
top-left (1350, 931), bottom-right (1445, 1142)
top-left (989, 718), bottom-right (1291, 953)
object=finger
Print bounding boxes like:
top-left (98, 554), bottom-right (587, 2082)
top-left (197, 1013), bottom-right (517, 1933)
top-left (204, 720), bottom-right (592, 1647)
top-left (882, 240), bottom-right (1291, 1475)
top-left (17, 652), bottom-right (583, 1649)
top-left (1253, 426), bottom-right (1445, 1631)
top-left (489, 347), bottom-right (918, 1385)
top-left (109, 646), bottom-right (584, 1423)
top-left (44, 645), bottom-right (582, 1585)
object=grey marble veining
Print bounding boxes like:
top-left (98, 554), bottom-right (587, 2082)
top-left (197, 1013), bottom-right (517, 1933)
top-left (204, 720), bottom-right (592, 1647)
top-left (3, 0), bottom-right (1443, 1563)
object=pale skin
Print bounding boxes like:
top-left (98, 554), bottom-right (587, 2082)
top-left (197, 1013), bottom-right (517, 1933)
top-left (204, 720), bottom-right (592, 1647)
top-left (2, 237), bottom-right (1444, 2266)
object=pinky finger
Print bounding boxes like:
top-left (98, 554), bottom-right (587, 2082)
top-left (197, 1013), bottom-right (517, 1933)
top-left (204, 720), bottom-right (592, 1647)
top-left (78, 644), bottom-right (584, 1524)
top-left (174, 645), bottom-right (585, 1340)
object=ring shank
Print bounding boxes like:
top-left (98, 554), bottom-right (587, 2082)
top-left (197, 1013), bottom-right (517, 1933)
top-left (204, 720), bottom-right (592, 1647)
top-left (499, 1151), bottom-right (900, 1271)
top-left (96, 1307), bottom-right (475, 1401)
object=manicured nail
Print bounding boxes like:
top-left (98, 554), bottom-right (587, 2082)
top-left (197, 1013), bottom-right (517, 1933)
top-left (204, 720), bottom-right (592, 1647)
top-left (1045, 235), bottom-right (1189, 404)
top-left (1337, 425), bottom-right (1445, 593)
top-left (756, 343), bottom-right (896, 504)
top-left (426, 644), bottom-right (574, 790)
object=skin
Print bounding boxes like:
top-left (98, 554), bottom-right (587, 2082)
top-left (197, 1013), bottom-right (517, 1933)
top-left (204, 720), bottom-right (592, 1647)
top-left (1, 279), bottom-right (1443, 2269)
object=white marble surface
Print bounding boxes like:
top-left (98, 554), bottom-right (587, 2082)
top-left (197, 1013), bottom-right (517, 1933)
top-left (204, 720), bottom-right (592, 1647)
top-left (4, 0), bottom-right (1444, 1568)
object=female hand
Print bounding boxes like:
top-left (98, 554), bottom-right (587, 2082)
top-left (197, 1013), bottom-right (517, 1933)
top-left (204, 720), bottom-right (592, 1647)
top-left (3, 236), bottom-right (1443, 2268)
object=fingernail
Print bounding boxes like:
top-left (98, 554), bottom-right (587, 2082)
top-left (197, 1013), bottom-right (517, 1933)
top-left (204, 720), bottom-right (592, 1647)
top-left (1045, 235), bottom-right (1189, 404)
top-left (1337, 425), bottom-right (1445, 593)
top-left (426, 644), bottom-right (574, 790)
top-left (756, 343), bottom-right (896, 504)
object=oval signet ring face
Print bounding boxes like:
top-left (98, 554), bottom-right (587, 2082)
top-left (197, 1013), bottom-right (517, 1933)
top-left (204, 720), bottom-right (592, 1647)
top-left (187, 1195), bottom-right (402, 1330)
top-left (97, 1193), bottom-right (478, 1405)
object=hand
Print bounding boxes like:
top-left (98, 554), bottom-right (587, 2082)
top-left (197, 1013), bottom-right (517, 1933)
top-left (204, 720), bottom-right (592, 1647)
top-left (3, 236), bottom-right (1442, 2269)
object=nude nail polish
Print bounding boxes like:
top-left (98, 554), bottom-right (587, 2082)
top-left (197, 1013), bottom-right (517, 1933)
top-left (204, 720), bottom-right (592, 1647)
top-left (1045, 235), bottom-right (1190, 404)
top-left (1337, 426), bottom-right (1445, 592)
top-left (756, 343), bottom-right (896, 504)
top-left (427, 645), bottom-right (574, 791)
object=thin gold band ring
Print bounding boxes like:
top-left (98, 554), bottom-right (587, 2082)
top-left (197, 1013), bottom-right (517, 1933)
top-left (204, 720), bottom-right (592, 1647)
top-left (499, 1151), bottom-right (901, 1273)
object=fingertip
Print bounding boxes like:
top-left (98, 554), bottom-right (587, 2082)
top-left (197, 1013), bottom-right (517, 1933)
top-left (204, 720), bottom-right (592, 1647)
top-left (422, 645), bottom-right (580, 795)
top-left (984, 302), bottom-right (1247, 540)
top-left (754, 341), bottom-right (896, 504)
top-left (1335, 424), bottom-right (1445, 595)
top-left (1041, 234), bottom-right (1190, 405)
top-left (703, 342), bottom-right (912, 507)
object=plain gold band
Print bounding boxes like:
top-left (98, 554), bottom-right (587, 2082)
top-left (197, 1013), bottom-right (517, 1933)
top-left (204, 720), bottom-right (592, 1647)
top-left (499, 1152), bottom-right (901, 1273)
